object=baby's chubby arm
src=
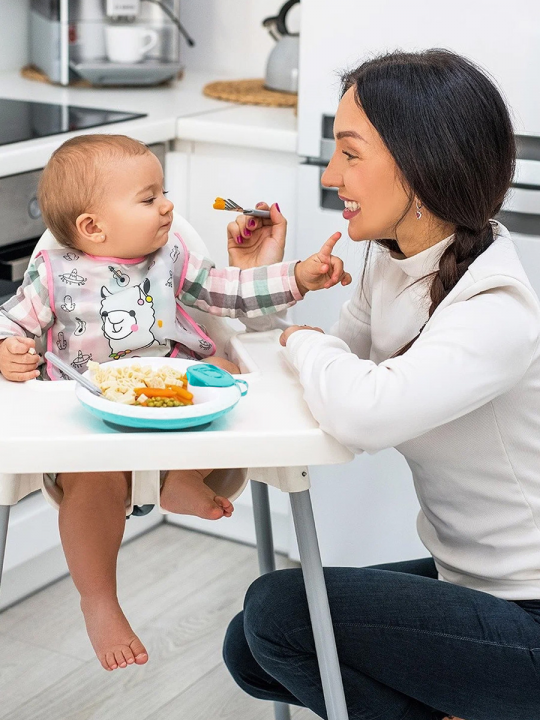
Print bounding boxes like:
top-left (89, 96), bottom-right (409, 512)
top-left (177, 233), bottom-right (351, 319)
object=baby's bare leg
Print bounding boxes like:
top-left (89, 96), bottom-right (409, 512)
top-left (160, 469), bottom-right (234, 519)
top-left (57, 471), bottom-right (148, 671)
top-left (202, 356), bottom-right (240, 374)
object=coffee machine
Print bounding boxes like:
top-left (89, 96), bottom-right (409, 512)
top-left (29, 0), bottom-right (194, 86)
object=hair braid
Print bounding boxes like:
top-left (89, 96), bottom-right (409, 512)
top-left (394, 223), bottom-right (495, 356)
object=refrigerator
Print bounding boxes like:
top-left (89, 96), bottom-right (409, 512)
top-left (290, 0), bottom-right (540, 566)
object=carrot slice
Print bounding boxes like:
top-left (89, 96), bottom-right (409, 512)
top-left (166, 384), bottom-right (194, 401)
top-left (134, 388), bottom-right (178, 398)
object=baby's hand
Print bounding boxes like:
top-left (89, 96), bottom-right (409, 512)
top-left (294, 232), bottom-right (352, 295)
top-left (0, 336), bottom-right (40, 382)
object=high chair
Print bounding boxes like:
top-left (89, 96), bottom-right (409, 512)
top-left (0, 214), bottom-right (354, 720)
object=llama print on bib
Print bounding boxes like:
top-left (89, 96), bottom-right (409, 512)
top-left (100, 278), bottom-right (159, 360)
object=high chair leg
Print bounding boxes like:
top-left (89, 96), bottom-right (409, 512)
top-left (251, 480), bottom-right (277, 574)
top-left (251, 480), bottom-right (292, 720)
top-left (0, 505), bottom-right (11, 589)
top-left (290, 487), bottom-right (349, 720)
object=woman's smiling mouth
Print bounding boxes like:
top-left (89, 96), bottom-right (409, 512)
top-left (339, 196), bottom-right (361, 219)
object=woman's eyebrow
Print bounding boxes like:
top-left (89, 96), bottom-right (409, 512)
top-left (335, 130), bottom-right (367, 143)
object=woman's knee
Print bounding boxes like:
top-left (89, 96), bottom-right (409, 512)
top-left (223, 611), bottom-right (252, 688)
top-left (243, 569), bottom-right (309, 649)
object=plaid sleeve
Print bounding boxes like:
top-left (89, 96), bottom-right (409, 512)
top-left (178, 252), bottom-right (304, 318)
top-left (0, 256), bottom-right (54, 339)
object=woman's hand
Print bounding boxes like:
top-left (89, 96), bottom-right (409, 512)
top-left (227, 202), bottom-right (286, 269)
top-left (280, 325), bottom-right (325, 346)
top-left (294, 232), bottom-right (352, 295)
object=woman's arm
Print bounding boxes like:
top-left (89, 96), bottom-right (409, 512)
top-left (284, 281), bottom-right (540, 454)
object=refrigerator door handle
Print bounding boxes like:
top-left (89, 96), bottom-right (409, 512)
top-left (497, 210), bottom-right (540, 237)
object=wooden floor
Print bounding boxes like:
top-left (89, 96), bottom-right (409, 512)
top-left (0, 525), bottom-right (317, 720)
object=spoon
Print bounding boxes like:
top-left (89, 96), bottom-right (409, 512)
top-left (44, 351), bottom-right (103, 396)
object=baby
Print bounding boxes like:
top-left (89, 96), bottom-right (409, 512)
top-left (0, 134), bottom-right (350, 672)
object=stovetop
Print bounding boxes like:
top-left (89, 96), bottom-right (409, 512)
top-left (0, 98), bottom-right (146, 146)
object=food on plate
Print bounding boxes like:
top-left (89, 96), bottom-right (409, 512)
top-left (88, 361), bottom-right (194, 407)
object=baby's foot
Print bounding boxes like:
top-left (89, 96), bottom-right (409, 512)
top-left (80, 597), bottom-right (148, 671)
top-left (160, 469), bottom-right (234, 519)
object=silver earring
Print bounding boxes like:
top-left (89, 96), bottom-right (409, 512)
top-left (415, 199), bottom-right (423, 220)
top-left (101, 234), bottom-right (106, 240)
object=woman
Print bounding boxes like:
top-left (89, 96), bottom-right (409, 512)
top-left (223, 50), bottom-right (540, 720)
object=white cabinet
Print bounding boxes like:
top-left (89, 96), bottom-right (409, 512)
top-left (170, 140), bottom-right (299, 267)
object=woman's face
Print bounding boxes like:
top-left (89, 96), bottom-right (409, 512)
top-left (322, 87), bottom-right (413, 243)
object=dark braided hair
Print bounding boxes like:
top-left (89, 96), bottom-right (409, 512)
top-left (341, 50), bottom-right (516, 355)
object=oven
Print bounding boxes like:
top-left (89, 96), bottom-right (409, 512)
top-left (0, 168), bottom-right (47, 303)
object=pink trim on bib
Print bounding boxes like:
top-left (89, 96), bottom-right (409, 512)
top-left (173, 233), bottom-right (216, 356)
top-left (37, 251), bottom-right (59, 381)
top-left (175, 304), bottom-right (216, 356)
top-left (85, 254), bottom-right (147, 265)
top-left (174, 233), bottom-right (190, 299)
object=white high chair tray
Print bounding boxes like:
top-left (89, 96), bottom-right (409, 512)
top-left (0, 330), bottom-right (353, 479)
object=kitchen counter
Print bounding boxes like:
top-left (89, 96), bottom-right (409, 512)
top-left (0, 70), bottom-right (298, 177)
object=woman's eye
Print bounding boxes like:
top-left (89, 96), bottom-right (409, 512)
top-left (342, 151), bottom-right (358, 161)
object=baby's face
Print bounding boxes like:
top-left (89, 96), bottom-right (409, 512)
top-left (79, 152), bottom-right (174, 258)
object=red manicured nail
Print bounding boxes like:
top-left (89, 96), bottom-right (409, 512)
top-left (256, 202), bottom-right (265, 208)
top-left (275, 203), bottom-right (281, 213)
top-left (245, 229), bottom-right (251, 237)
top-left (236, 236), bottom-right (243, 244)
top-left (248, 219), bottom-right (256, 228)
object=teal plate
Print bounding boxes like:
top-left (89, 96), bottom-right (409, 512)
top-left (75, 358), bottom-right (247, 431)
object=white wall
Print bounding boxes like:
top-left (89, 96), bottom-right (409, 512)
top-left (0, 0), bottom-right (30, 71)
top-left (179, 0), bottom-right (300, 77)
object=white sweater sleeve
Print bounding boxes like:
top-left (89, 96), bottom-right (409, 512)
top-left (286, 282), bottom-right (540, 454)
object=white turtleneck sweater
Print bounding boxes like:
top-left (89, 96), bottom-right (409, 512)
top-left (286, 222), bottom-right (540, 600)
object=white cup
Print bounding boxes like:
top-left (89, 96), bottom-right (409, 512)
top-left (105, 25), bottom-right (158, 64)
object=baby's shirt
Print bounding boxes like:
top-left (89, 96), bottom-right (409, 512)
top-left (0, 233), bottom-right (302, 380)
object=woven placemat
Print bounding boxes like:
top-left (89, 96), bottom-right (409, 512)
top-left (203, 78), bottom-right (297, 108)
top-left (21, 64), bottom-right (92, 87)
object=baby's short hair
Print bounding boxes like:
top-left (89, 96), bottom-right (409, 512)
top-left (38, 134), bottom-right (151, 248)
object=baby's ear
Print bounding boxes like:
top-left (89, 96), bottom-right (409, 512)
top-left (76, 213), bottom-right (104, 244)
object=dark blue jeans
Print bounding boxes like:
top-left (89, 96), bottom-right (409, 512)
top-left (223, 558), bottom-right (540, 720)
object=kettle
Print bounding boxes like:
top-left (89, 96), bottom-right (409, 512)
top-left (263, 0), bottom-right (300, 94)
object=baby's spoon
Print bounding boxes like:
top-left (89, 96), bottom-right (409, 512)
top-left (44, 351), bottom-right (103, 396)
